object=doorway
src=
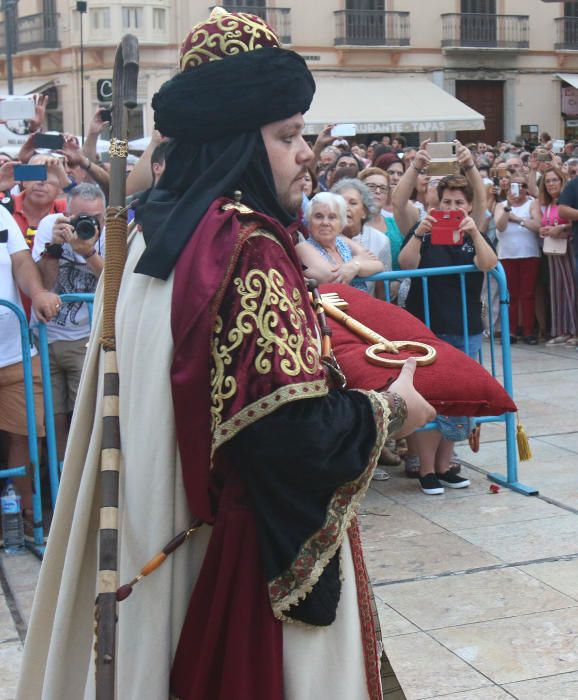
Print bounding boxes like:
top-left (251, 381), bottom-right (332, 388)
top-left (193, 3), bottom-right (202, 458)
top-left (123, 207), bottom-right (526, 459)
top-left (455, 80), bottom-right (504, 145)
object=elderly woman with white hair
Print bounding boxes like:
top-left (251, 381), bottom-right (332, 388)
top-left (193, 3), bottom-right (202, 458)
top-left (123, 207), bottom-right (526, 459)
top-left (296, 191), bottom-right (384, 293)
top-left (331, 178), bottom-right (393, 299)
top-left (297, 190), bottom-right (396, 479)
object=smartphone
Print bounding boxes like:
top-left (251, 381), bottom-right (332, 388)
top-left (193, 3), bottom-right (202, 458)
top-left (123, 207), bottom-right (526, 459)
top-left (552, 139), bottom-right (565, 154)
top-left (13, 164), bottom-right (47, 181)
top-left (493, 176), bottom-right (500, 187)
top-left (33, 132), bottom-right (64, 150)
top-left (426, 142), bottom-right (457, 160)
top-left (510, 183), bottom-right (520, 197)
top-left (536, 151), bottom-right (551, 162)
top-left (429, 210), bottom-right (465, 246)
top-left (331, 123), bottom-right (356, 137)
top-left (99, 108), bottom-right (112, 123)
top-left (0, 96), bottom-right (36, 121)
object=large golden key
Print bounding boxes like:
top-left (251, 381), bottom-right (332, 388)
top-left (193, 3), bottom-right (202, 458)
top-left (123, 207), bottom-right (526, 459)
top-left (320, 293), bottom-right (437, 368)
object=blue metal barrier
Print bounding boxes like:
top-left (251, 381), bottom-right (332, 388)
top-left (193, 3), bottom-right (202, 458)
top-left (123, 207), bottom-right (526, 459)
top-left (365, 262), bottom-right (537, 496)
top-left (0, 294), bottom-right (95, 553)
top-left (0, 301), bottom-right (46, 555)
top-left (1, 262), bottom-right (534, 552)
top-left (33, 293), bottom-right (95, 509)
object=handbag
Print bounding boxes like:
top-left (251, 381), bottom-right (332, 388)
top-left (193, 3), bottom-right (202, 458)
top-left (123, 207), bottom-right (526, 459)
top-left (542, 205), bottom-right (568, 255)
top-left (543, 236), bottom-right (568, 255)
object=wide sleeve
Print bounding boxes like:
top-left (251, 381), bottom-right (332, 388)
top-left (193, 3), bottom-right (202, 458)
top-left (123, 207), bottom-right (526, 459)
top-left (230, 387), bottom-right (389, 626)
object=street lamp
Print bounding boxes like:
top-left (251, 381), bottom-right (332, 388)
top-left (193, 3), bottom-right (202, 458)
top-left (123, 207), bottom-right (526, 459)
top-left (2, 0), bottom-right (18, 94)
top-left (76, 0), bottom-right (87, 139)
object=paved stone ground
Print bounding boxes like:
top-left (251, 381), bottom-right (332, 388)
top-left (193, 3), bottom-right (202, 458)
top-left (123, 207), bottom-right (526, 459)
top-left (1, 339), bottom-right (577, 698)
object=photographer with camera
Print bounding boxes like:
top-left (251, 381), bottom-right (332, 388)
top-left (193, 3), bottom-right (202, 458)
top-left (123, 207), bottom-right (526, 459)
top-left (32, 183), bottom-right (105, 462)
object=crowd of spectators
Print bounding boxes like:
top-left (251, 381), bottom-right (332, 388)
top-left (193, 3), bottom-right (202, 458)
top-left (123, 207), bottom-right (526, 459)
top-left (0, 100), bottom-right (116, 517)
top-left (298, 128), bottom-right (578, 490)
top-left (2, 96), bottom-right (578, 503)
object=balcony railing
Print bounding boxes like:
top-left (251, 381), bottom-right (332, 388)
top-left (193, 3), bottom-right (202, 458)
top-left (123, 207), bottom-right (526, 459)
top-left (555, 17), bottom-right (578, 50)
top-left (0, 13), bottom-right (60, 54)
top-left (441, 13), bottom-right (529, 50)
top-left (334, 10), bottom-right (410, 47)
top-left (209, 6), bottom-right (291, 44)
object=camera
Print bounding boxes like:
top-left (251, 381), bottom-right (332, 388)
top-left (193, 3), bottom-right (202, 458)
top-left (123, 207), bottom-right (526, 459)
top-left (70, 214), bottom-right (100, 240)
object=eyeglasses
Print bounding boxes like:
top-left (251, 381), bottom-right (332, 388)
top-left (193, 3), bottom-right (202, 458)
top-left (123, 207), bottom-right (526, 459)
top-left (365, 183), bottom-right (390, 193)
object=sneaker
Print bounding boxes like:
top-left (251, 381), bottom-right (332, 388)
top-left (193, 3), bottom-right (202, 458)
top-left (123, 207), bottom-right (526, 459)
top-left (372, 467), bottom-right (390, 481)
top-left (437, 471), bottom-right (470, 489)
top-left (523, 335), bottom-right (538, 345)
top-left (419, 473), bottom-right (444, 495)
top-left (546, 335), bottom-right (571, 346)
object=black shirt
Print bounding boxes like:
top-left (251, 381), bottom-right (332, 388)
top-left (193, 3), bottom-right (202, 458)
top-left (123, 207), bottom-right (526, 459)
top-left (401, 228), bottom-right (494, 336)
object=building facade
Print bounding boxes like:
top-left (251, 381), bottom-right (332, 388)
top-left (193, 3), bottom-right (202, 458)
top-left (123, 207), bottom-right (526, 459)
top-left (1, 0), bottom-right (578, 146)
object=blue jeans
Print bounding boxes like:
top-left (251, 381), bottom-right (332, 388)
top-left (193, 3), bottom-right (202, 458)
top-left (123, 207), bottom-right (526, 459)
top-left (435, 333), bottom-right (482, 442)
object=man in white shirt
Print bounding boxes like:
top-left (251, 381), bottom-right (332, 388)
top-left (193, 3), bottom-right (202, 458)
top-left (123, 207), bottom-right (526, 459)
top-left (0, 206), bottom-right (60, 511)
top-left (33, 183), bottom-right (105, 461)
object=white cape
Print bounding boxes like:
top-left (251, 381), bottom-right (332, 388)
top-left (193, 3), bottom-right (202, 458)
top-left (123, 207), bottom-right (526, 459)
top-left (17, 233), bottom-right (376, 700)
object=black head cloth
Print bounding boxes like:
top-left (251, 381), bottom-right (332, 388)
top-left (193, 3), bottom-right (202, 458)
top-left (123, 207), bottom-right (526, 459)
top-left (134, 47), bottom-right (316, 280)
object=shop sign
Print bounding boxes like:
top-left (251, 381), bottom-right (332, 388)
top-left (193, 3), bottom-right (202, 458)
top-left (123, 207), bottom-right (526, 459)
top-left (562, 86), bottom-right (578, 116)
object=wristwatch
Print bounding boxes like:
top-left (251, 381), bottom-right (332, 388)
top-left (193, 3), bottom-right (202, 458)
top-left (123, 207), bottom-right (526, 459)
top-left (504, 206), bottom-right (512, 213)
top-left (386, 392), bottom-right (408, 437)
top-left (43, 242), bottom-right (63, 259)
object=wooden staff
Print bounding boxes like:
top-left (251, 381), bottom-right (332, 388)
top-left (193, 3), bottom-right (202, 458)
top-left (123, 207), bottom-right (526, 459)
top-left (94, 34), bottom-right (139, 700)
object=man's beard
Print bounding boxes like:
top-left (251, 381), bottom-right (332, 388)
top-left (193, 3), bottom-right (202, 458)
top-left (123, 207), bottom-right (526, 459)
top-left (278, 174), bottom-right (306, 215)
top-left (278, 189), bottom-right (302, 215)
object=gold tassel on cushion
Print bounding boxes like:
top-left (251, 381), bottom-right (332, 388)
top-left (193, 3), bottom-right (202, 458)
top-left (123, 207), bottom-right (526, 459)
top-left (516, 415), bottom-right (532, 461)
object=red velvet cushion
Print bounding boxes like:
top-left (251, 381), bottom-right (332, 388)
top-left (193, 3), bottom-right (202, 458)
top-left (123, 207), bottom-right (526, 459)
top-left (320, 283), bottom-right (516, 417)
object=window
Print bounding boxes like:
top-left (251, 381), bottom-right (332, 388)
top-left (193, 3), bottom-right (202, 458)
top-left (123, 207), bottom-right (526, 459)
top-left (122, 6), bottom-right (143, 29)
top-left (224, 1), bottom-right (266, 21)
top-left (226, 0), bottom-right (265, 7)
top-left (90, 7), bottom-right (111, 30)
top-left (461, 0), bottom-right (496, 12)
top-left (345, 0), bottom-right (385, 45)
top-left (153, 8), bottom-right (166, 31)
top-left (460, 0), bottom-right (496, 47)
top-left (127, 105), bottom-right (144, 140)
top-left (346, 0), bottom-right (384, 8)
top-left (44, 87), bottom-right (63, 133)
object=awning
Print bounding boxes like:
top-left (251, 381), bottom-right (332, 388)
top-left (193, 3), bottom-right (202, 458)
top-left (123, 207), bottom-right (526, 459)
top-left (0, 79), bottom-right (57, 95)
top-left (304, 75), bottom-right (485, 135)
top-left (556, 73), bottom-right (578, 90)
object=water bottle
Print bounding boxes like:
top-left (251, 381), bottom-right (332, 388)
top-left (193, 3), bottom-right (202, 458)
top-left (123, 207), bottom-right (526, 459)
top-left (1, 480), bottom-right (25, 555)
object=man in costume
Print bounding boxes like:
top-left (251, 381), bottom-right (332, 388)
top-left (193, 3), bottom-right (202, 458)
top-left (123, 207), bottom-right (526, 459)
top-left (17, 9), bottom-right (434, 700)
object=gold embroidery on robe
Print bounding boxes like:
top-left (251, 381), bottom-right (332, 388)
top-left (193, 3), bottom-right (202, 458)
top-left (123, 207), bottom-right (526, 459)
top-left (210, 267), bottom-right (323, 435)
